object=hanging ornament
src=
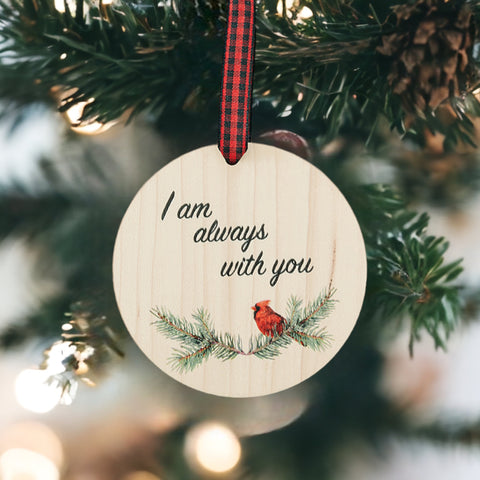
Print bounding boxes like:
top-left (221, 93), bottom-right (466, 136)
top-left (113, 0), bottom-right (366, 397)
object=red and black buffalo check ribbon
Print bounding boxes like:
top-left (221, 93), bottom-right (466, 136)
top-left (218, 0), bottom-right (255, 165)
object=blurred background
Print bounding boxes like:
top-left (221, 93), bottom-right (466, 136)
top-left (2, 0), bottom-right (480, 479)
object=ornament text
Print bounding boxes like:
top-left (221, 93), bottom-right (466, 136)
top-left (161, 191), bottom-right (314, 286)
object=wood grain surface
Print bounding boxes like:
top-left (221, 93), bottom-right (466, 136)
top-left (113, 143), bottom-right (366, 397)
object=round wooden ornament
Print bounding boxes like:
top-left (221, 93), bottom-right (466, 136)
top-left (113, 143), bottom-right (366, 397)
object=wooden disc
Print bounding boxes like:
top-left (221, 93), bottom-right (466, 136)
top-left (113, 143), bottom-right (366, 397)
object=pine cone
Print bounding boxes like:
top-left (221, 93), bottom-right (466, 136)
top-left (378, 0), bottom-right (476, 115)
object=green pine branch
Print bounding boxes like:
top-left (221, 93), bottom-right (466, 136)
top-left (411, 419), bottom-right (480, 446)
top-left (1, 0), bottom-right (480, 146)
top-left (151, 287), bottom-right (336, 373)
top-left (351, 184), bottom-right (463, 354)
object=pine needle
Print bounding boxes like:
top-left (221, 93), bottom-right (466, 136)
top-left (151, 288), bottom-right (336, 372)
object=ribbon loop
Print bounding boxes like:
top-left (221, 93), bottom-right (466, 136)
top-left (218, 0), bottom-right (255, 165)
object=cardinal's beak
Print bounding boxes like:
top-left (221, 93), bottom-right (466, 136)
top-left (251, 306), bottom-right (256, 311)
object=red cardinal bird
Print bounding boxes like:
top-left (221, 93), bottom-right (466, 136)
top-left (251, 300), bottom-right (286, 337)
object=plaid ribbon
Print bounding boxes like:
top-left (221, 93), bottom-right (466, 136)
top-left (218, 0), bottom-right (255, 165)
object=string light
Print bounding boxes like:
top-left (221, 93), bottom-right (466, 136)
top-left (65, 100), bottom-right (114, 136)
top-left (15, 341), bottom-right (93, 412)
top-left (54, 0), bottom-right (79, 13)
top-left (277, 0), bottom-right (294, 17)
top-left (15, 368), bottom-right (64, 413)
top-left (298, 6), bottom-right (313, 19)
top-left (185, 422), bottom-right (241, 474)
top-left (0, 448), bottom-right (60, 480)
top-left (276, 0), bottom-right (312, 20)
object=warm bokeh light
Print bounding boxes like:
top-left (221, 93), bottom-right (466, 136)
top-left (15, 368), bottom-right (63, 413)
top-left (65, 100), bottom-right (114, 136)
top-left (298, 6), bottom-right (313, 18)
top-left (54, 0), bottom-right (78, 13)
top-left (185, 422), bottom-right (241, 474)
top-left (123, 471), bottom-right (161, 480)
top-left (276, 0), bottom-right (313, 20)
top-left (0, 422), bottom-right (63, 468)
top-left (54, 0), bottom-right (65, 11)
top-left (277, 0), bottom-right (295, 17)
top-left (0, 448), bottom-right (59, 480)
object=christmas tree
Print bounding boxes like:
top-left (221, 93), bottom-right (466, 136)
top-left (0, 0), bottom-right (479, 478)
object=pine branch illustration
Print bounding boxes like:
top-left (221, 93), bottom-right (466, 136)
top-left (151, 287), bottom-right (337, 372)
top-left (170, 344), bottom-right (213, 373)
top-left (150, 307), bottom-right (203, 343)
top-left (246, 332), bottom-right (294, 360)
top-left (286, 329), bottom-right (333, 352)
top-left (246, 287), bottom-right (337, 358)
top-left (297, 288), bottom-right (337, 329)
top-left (152, 307), bottom-right (245, 373)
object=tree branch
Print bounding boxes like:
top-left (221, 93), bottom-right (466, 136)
top-left (152, 288), bottom-right (337, 372)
